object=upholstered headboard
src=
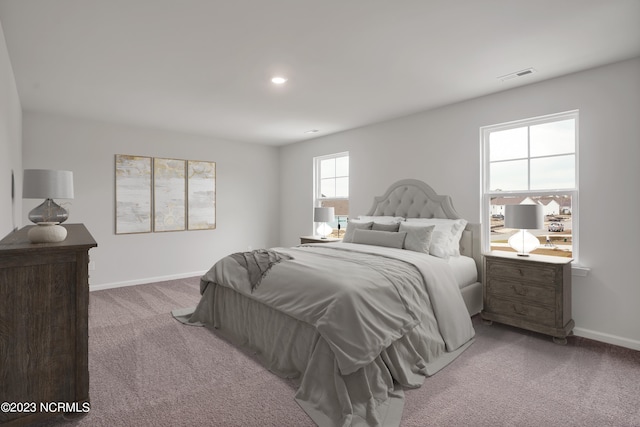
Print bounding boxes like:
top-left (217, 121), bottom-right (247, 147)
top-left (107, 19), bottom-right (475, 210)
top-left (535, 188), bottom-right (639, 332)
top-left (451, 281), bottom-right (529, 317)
top-left (365, 179), bottom-right (482, 278)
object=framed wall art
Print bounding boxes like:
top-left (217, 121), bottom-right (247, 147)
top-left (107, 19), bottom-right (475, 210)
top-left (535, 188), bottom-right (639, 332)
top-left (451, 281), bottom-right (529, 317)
top-left (187, 160), bottom-right (216, 230)
top-left (115, 155), bottom-right (152, 234)
top-left (115, 155), bottom-right (216, 234)
top-left (153, 158), bottom-right (186, 232)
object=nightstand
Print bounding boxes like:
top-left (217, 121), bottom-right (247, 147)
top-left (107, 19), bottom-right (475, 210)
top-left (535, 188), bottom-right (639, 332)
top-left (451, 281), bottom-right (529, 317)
top-left (300, 236), bottom-right (342, 244)
top-left (481, 251), bottom-right (574, 344)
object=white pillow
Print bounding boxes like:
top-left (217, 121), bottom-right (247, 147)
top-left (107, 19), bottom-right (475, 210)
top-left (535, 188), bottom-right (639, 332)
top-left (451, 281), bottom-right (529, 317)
top-left (405, 218), bottom-right (468, 258)
top-left (399, 223), bottom-right (435, 254)
top-left (357, 215), bottom-right (405, 223)
top-left (342, 220), bottom-right (373, 243)
top-left (352, 229), bottom-right (407, 249)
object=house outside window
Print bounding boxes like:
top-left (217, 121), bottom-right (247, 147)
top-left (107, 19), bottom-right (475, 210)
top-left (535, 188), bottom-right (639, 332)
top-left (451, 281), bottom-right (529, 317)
top-left (314, 152), bottom-right (349, 237)
top-left (481, 111), bottom-right (578, 260)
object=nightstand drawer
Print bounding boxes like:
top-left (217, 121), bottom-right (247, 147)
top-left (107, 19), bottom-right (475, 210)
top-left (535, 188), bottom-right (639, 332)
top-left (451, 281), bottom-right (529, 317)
top-left (487, 259), bottom-right (558, 285)
top-left (486, 277), bottom-right (555, 306)
top-left (485, 296), bottom-right (555, 327)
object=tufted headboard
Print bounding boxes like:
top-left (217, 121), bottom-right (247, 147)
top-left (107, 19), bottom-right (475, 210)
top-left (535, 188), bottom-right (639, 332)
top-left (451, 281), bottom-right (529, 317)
top-left (365, 179), bottom-right (482, 278)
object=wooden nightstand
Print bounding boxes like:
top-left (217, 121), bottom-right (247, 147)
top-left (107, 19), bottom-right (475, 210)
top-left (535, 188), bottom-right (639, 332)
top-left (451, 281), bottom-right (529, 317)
top-left (481, 251), bottom-right (574, 344)
top-left (300, 236), bottom-right (342, 244)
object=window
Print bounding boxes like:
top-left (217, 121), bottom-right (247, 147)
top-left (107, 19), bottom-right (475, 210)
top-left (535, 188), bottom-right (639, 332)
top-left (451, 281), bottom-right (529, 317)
top-left (481, 111), bottom-right (578, 260)
top-left (314, 152), bottom-right (349, 237)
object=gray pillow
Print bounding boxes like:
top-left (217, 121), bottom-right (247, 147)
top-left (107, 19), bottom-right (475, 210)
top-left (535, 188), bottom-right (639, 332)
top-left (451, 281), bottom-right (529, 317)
top-left (372, 222), bottom-right (400, 232)
top-left (342, 220), bottom-right (373, 243)
top-left (352, 229), bottom-right (407, 249)
top-left (399, 223), bottom-right (435, 254)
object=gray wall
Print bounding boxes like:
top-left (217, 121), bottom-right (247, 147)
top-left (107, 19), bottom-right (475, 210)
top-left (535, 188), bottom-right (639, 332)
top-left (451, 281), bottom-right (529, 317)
top-left (0, 19), bottom-right (21, 238)
top-left (22, 111), bottom-right (281, 288)
top-left (279, 58), bottom-right (640, 350)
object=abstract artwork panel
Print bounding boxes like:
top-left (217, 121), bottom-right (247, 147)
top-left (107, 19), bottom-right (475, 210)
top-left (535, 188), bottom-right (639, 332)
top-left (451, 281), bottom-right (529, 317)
top-left (115, 155), bottom-right (152, 234)
top-left (187, 160), bottom-right (216, 230)
top-left (154, 158), bottom-right (186, 232)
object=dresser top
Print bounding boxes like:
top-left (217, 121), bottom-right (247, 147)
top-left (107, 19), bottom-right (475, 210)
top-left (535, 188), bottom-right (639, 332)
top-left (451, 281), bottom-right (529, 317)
top-left (484, 250), bottom-right (573, 265)
top-left (0, 223), bottom-right (97, 252)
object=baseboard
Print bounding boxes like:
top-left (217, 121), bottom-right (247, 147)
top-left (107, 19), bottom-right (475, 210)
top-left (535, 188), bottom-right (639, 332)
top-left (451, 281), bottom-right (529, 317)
top-left (90, 271), bottom-right (206, 292)
top-left (573, 327), bottom-right (640, 351)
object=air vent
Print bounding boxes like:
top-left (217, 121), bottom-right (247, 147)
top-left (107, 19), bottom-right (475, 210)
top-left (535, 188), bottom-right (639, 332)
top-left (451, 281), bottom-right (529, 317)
top-left (497, 68), bottom-right (537, 82)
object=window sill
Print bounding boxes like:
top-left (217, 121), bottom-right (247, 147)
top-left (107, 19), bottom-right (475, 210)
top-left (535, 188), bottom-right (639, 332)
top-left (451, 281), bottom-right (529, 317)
top-left (572, 265), bottom-right (590, 277)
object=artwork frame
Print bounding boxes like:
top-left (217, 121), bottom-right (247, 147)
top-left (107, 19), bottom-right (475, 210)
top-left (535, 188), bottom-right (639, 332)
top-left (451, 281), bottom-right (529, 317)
top-left (115, 155), bottom-right (217, 234)
top-left (115, 154), bottom-right (153, 234)
top-left (187, 160), bottom-right (216, 230)
top-left (153, 157), bottom-right (187, 232)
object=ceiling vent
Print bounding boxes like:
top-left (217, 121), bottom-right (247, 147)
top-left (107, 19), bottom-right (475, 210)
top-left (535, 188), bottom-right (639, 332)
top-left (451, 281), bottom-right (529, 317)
top-left (497, 68), bottom-right (537, 82)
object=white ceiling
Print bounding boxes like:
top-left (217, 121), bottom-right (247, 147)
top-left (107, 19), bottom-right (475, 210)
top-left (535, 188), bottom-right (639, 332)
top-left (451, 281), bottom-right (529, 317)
top-left (1, 0), bottom-right (639, 146)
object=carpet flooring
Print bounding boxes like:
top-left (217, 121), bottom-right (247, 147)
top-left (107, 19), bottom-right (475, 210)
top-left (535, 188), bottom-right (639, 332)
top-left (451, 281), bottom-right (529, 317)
top-left (33, 276), bottom-right (639, 427)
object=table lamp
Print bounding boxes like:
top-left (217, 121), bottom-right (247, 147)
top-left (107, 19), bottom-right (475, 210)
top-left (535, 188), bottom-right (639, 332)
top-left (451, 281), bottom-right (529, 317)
top-left (23, 169), bottom-right (74, 243)
top-left (505, 204), bottom-right (543, 256)
top-left (314, 207), bottom-right (335, 238)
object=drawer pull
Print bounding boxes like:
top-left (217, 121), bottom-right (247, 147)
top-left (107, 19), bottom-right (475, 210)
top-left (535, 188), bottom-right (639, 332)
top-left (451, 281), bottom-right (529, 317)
top-left (511, 285), bottom-right (528, 296)
top-left (512, 305), bottom-right (529, 316)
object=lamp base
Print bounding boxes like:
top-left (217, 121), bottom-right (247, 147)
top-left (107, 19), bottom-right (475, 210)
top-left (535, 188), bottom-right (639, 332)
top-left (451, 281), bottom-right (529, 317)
top-left (28, 198), bottom-right (69, 224)
top-left (28, 222), bottom-right (67, 243)
top-left (316, 222), bottom-right (333, 239)
top-left (508, 229), bottom-right (539, 257)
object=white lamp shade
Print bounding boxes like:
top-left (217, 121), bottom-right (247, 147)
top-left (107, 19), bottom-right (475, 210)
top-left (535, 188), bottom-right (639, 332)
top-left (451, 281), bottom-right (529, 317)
top-left (504, 204), bottom-right (543, 230)
top-left (23, 169), bottom-right (74, 199)
top-left (314, 207), bottom-right (335, 223)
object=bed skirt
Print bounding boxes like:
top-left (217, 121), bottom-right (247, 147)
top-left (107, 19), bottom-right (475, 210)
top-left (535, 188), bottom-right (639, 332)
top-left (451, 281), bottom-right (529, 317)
top-left (173, 283), bottom-right (473, 427)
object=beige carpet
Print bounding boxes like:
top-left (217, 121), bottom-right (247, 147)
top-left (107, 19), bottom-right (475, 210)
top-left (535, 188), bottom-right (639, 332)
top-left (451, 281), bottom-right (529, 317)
top-left (33, 277), bottom-right (639, 427)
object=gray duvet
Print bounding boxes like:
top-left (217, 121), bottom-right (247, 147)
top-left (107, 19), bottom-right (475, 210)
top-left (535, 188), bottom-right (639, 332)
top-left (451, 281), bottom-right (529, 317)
top-left (186, 242), bottom-right (475, 427)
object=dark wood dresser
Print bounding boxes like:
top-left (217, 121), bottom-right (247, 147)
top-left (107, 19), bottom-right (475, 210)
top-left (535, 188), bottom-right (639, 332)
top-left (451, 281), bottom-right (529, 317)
top-left (481, 251), bottom-right (574, 344)
top-left (0, 224), bottom-right (97, 426)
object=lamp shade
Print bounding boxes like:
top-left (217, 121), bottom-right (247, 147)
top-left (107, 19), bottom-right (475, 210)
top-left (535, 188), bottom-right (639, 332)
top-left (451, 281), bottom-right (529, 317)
top-left (23, 169), bottom-right (74, 199)
top-left (505, 204), bottom-right (543, 230)
top-left (314, 207), bottom-right (335, 223)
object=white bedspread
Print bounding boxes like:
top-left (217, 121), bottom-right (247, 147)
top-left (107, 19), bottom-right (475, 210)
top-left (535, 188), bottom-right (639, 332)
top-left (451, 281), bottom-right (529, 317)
top-left (187, 242), bottom-right (475, 426)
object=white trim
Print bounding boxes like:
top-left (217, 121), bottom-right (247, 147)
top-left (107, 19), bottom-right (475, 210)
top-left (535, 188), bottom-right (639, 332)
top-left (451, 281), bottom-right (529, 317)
top-left (481, 109), bottom-right (579, 134)
top-left (573, 327), bottom-right (640, 351)
top-left (314, 151), bottom-right (349, 202)
top-left (89, 271), bottom-right (206, 292)
top-left (572, 265), bottom-right (590, 277)
top-left (480, 110), bottom-right (580, 262)
top-left (313, 151), bottom-right (349, 234)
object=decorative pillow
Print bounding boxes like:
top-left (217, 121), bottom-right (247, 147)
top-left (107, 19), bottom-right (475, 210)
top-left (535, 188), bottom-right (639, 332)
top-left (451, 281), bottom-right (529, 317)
top-left (342, 220), bottom-right (373, 243)
top-left (372, 222), bottom-right (400, 232)
top-left (427, 230), bottom-right (453, 258)
top-left (399, 223), bottom-right (435, 254)
top-left (352, 229), bottom-right (407, 249)
top-left (405, 218), bottom-right (468, 257)
top-left (357, 215), bottom-right (405, 223)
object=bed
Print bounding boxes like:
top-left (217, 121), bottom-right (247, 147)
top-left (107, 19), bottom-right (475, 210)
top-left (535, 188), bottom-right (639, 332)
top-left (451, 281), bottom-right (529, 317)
top-left (174, 179), bottom-right (482, 427)
top-left (362, 179), bottom-right (482, 317)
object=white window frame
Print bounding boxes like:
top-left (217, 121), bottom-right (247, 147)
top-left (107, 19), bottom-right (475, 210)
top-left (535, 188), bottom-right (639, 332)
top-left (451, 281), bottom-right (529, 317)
top-left (313, 151), bottom-right (349, 233)
top-left (480, 110), bottom-right (580, 263)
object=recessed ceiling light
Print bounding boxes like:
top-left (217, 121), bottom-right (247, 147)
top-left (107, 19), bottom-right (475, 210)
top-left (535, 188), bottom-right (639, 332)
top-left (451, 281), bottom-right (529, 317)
top-left (304, 129), bottom-right (319, 134)
top-left (271, 76), bottom-right (288, 85)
